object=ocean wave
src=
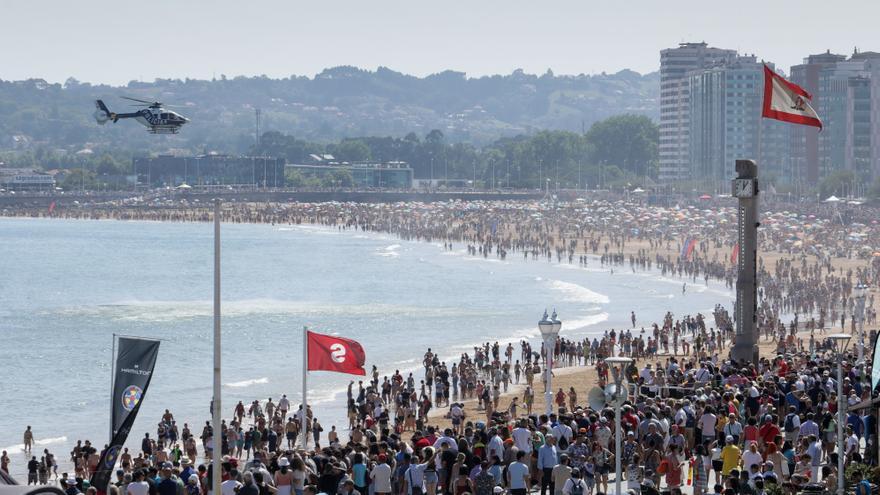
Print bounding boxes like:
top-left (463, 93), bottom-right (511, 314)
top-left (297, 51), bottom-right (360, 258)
top-left (552, 264), bottom-right (605, 273)
top-left (225, 377), bottom-right (269, 388)
top-left (50, 299), bottom-right (487, 322)
top-left (375, 244), bottom-right (401, 257)
top-left (547, 280), bottom-right (610, 304)
top-left (3, 436), bottom-right (67, 452)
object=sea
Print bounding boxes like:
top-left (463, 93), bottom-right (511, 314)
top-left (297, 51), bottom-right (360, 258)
top-left (0, 217), bottom-right (732, 478)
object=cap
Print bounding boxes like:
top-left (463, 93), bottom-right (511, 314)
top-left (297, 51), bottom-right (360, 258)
top-left (161, 462), bottom-right (173, 470)
top-left (378, 454), bottom-right (387, 462)
top-left (726, 435), bottom-right (734, 443)
top-left (493, 488), bottom-right (504, 494)
top-left (66, 479), bottom-right (78, 485)
top-left (279, 458), bottom-right (290, 467)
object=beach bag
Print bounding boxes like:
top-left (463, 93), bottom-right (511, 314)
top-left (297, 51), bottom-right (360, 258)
top-left (657, 460), bottom-right (669, 476)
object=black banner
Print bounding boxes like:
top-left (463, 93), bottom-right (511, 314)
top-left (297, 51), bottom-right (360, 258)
top-left (91, 336), bottom-right (160, 491)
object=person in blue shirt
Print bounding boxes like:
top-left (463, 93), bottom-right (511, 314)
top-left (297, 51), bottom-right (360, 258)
top-left (507, 451), bottom-right (530, 495)
top-left (351, 453), bottom-right (368, 494)
top-left (538, 436), bottom-right (560, 495)
top-left (847, 412), bottom-right (863, 438)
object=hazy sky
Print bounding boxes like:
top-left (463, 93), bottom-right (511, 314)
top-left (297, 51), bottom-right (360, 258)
top-left (4, 0), bottom-right (878, 85)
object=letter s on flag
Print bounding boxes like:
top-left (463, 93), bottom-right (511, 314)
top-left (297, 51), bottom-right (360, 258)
top-left (307, 330), bottom-right (366, 375)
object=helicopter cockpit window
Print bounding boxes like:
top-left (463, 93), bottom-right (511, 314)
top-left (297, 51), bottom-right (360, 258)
top-left (160, 113), bottom-right (169, 119)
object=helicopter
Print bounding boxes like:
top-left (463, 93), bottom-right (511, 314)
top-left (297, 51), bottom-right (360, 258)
top-left (93, 96), bottom-right (189, 134)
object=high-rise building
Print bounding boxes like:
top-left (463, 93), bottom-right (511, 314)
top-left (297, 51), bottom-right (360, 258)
top-left (816, 51), bottom-right (880, 183)
top-left (789, 51), bottom-right (846, 185)
top-left (688, 56), bottom-right (790, 190)
top-left (659, 42), bottom-right (737, 182)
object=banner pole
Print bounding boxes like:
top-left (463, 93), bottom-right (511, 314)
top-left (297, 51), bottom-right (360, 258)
top-left (109, 334), bottom-right (116, 442)
top-left (302, 325), bottom-right (308, 450)
top-left (212, 199), bottom-right (222, 495)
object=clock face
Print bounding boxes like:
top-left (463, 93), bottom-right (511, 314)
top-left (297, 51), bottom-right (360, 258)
top-left (733, 179), bottom-right (754, 197)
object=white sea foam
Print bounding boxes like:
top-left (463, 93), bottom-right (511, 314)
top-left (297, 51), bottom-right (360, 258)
top-left (375, 244), bottom-right (401, 257)
top-left (225, 377), bottom-right (269, 388)
top-left (552, 263), bottom-right (606, 273)
top-left (547, 280), bottom-right (610, 304)
top-left (3, 436), bottom-right (67, 452)
top-left (52, 300), bottom-right (482, 322)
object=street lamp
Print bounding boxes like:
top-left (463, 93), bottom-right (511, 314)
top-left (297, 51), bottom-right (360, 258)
top-left (538, 309), bottom-right (561, 416)
top-left (854, 284), bottom-right (867, 363)
top-left (828, 333), bottom-right (850, 495)
top-left (605, 356), bottom-right (632, 495)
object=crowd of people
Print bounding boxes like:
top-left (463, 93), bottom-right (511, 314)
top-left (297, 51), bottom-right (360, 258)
top-left (9, 313), bottom-right (878, 495)
top-left (3, 195), bottom-right (879, 495)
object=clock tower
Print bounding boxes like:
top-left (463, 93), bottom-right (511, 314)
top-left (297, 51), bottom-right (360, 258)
top-left (731, 160), bottom-right (759, 364)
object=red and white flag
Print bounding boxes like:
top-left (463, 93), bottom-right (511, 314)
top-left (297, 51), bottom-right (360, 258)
top-left (762, 65), bottom-right (822, 129)
top-left (306, 330), bottom-right (366, 375)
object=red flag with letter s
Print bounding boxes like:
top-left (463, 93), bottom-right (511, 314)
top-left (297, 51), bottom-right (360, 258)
top-left (307, 330), bottom-right (366, 375)
top-left (762, 65), bottom-right (822, 129)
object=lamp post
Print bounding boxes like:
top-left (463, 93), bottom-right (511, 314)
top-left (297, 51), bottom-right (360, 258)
top-left (828, 333), bottom-right (850, 495)
top-left (538, 309), bottom-right (561, 416)
top-left (605, 357), bottom-right (631, 495)
top-left (854, 284), bottom-right (867, 364)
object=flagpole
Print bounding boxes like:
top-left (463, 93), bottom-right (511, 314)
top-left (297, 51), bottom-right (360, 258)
top-left (301, 325), bottom-right (308, 450)
top-left (109, 334), bottom-right (116, 442)
top-left (107, 333), bottom-right (117, 495)
top-left (212, 199), bottom-right (222, 495)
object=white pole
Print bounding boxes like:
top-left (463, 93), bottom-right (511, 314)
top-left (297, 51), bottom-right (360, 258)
top-left (212, 199), bottom-right (222, 495)
top-left (544, 336), bottom-right (553, 416)
top-left (837, 355), bottom-right (844, 495)
top-left (301, 325), bottom-right (309, 450)
top-left (614, 394), bottom-right (622, 495)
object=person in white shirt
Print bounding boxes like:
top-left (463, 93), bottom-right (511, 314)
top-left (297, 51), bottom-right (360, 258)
top-left (699, 408), bottom-right (717, 444)
top-left (126, 471), bottom-right (150, 495)
top-left (278, 395), bottom-right (290, 416)
top-left (511, 420), bottom-right (533, 454)
top-left (487, 430), bottom-right (504, 461)
top-left (221, 471), bottom-right (243, 495)
top-left (845, 425), bottom-right (860, 463)
top-left (561, 468), bottom-right (587, 495)
top-left (552, 421), bottom-right (573, 445)
top-left (432, 429), bottom-right (458, 454)
top-left (782, 407), bottom-right (801, 444)
top-left (370, 455), bottom-right (393, 495)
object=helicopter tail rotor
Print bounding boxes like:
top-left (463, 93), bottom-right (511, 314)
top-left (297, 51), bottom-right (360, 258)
top-left (93, 100), bottom-right (116, 124)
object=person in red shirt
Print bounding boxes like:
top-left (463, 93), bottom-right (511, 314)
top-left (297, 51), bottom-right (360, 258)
top-left (757, 415), bottom-right (779, 450)
top-left (776, 357), bottom-right (789, 378)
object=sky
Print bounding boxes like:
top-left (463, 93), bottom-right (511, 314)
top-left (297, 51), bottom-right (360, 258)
top-left (4, 0), bottom-right (879, 85)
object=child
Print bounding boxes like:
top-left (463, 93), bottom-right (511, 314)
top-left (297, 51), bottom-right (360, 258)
top-left (626, 453), bottom-right (643, 492)
top-left (583, 455), bottom-right (596, 495)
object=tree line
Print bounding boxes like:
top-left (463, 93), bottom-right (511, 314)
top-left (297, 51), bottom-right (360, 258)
top-left (256, 114), bottom-right (658, 188)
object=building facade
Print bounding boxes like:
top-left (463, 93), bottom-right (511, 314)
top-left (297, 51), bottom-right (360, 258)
top-left (132, 155), bottom-right (286, 188)
top-left (688, 57), bottom-right (790, 190)
top-left (659, 42), bottom-right (737, 182)
top-left (0, 168), bottom-right (55, 190)
top-left (789, 51), bottom-right (847, 184)
top-left (815, 51), bottom-right (880, 184)
top-left (285, 162), bottom-right (413, 189)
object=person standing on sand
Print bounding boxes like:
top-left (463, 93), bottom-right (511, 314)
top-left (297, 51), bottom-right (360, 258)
top-left (1, 450), bottom-right (9, 474)
top-left (23, 426), bottom-right (34, 453)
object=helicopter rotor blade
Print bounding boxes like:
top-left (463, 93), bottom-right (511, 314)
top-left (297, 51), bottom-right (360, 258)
top-left (121, 96), bottom-right (158, 105)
